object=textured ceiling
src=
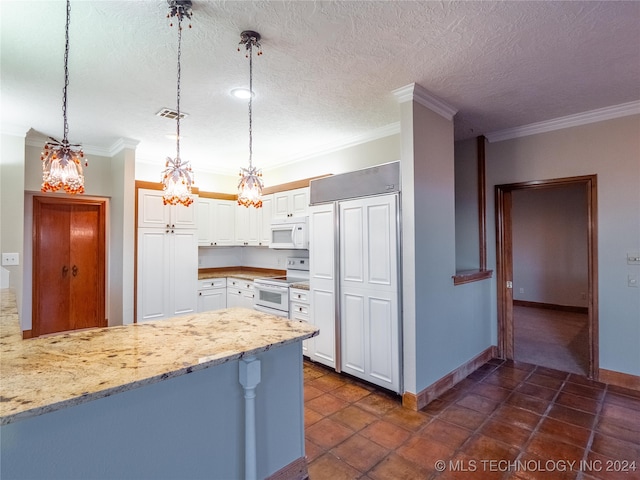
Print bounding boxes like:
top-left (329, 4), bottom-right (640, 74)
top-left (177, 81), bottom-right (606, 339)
top-left (2, 1), bottom-right (639, 175)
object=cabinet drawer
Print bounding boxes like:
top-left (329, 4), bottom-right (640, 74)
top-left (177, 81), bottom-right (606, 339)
top-left (228, 278), bottom-right (254, 291)
top-left (290, 289), bottom-right (308, 303)
top-left (198, 278), bottom-right (226, 290)
top-left (290, 303), bottom-right (308, 316)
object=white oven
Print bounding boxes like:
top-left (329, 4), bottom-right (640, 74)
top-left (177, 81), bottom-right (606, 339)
top-left (253, 282), bottom-right (289, 315)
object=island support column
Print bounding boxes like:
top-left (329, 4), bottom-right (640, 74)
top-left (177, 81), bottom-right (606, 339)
top-left (239, 356), bottom-right (261, 480)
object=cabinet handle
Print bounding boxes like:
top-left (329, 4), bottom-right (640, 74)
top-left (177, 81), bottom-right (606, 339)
top-left (166, 224), bottom-right (170, 228)
top-left (166, 230), bottom-right (169, 234)
top-left (199, 292), bottom-right (202, 296)
top-left (72, 265), bottom-right (78, 277)
top-left (172, 224), bottom-right (175, 228)
top-left (62, 265), bottom-right (68, 277)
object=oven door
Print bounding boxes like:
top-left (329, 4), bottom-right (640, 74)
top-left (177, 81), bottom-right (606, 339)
top-left (254, 304), bottom-right (289, 318)
top-left (254, 282), bottom-right (289, 313)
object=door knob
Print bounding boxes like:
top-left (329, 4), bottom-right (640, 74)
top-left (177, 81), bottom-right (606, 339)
top-left (62, 265), bottom-right (68, 277)
top-left (72, 265), bottom-right (78, 277)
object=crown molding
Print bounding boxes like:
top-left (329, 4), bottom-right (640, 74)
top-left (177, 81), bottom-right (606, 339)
top-left (109, 138), bottom-right (140, 156)
top-left (485, 101), bottom-right (640, 143)
top-left (24, 132), bottom-right (138, 157)
top-left (392, 83), bottom-right (458, 120)
top-left (0, 123), bottom-right (30, 137)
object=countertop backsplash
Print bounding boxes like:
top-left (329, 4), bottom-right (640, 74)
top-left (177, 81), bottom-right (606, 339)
top-left (198, 245), bottom-right (308, 270)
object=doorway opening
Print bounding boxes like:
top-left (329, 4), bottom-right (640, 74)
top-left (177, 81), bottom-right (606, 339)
top-left (32, 196), bottom-right (107, 337)
top-left (495, 175), bottom-right (598, 378)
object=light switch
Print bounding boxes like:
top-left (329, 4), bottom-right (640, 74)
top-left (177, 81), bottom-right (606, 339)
top-left (629, 275), bottom-right (638, 288)
top-left (628, 252), bottom-right (640, 265)
top-left (1, 253), bottom-right (19, 266)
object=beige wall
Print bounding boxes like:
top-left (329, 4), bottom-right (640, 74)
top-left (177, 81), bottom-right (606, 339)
top-left (486, 114), bottom-right (640, 375)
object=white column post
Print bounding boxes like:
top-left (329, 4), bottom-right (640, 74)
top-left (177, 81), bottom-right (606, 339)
top-left (239, 355), bottom-right (261, 480)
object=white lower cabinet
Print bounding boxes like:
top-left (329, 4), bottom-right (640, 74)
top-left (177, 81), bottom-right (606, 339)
top-left (226, 278), bottom-right (255, 309)
top-left (137, 228), bottom-right (198, 322)
top-left (289, 288), bottom-right (310, 356)
top-left (197, 278), bottom-right (227, 312)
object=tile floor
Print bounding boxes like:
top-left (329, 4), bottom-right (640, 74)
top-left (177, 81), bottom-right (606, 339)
top-left (303, 359), bottom-right (640, 480)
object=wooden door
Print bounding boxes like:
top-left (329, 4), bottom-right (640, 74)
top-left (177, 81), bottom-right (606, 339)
top-left (33, 197), bottom-right (106, 336)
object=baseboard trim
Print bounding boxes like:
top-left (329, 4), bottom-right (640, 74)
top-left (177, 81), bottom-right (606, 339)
top-left (599, 368), bottom-right (640, 392)
top-left (402, 346), bottom-right (498, 411)
top-left (22, 329), bottom-right (33, 339)
top-left (513, 300), bottom-right (588, 314)
top-left (265, 456), bottom-right (308, 480)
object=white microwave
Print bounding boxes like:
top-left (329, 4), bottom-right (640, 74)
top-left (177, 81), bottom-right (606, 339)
top-left (269, 217), bottom-right (308, 249)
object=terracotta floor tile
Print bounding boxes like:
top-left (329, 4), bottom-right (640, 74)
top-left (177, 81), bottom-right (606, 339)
top-left (304, 384), bottom-right (325, 402)
top-left (420, 397), bottom-right (452, 415)
top-left (590, 432), bottom-right (640, 461)
top-left (306, 392), bottom-right (349, 416)
top-left (436, 452), bottom-right (505, 480)
top-left (307, 452), bottom-right (362, 480)
top-left (566, 373), bottom-right (606, 390)
top-left (367, 453), bottom-right (430, 480)
top-left (494, 365), bottom-right (531, 381)
top-left (597, 417), bottom-right (640, 444)
top-left (354, 391), bottom-right (401, 417)
top-left (418, 418), bottom-right (472, 450)
top-left (511, 452), bottom-right (580, 480)
top-left (505, 391), bottom-right (551, 415)
top-left (479, 417), bottom-right (532, 448)
top-left (330, 405), bottom-right (378, 432)
top-left (491, 404), bottom-right (542, 431)
top-left (526, 372), bottom-right (566, 390)
top-left (503, 359), bottom-right (538, 372)
top-left (309, 373), bottom-right (349, 392)
top-left (526, 432), bottom-right (585, 463)
top-left (533, 365), bottom-right (570, 379)
top-left (396, 435), bottom-right (454, 473)
top-left (555, 390), bottom-right (601, 414)
top-left (547, 403), bottom-right (596, 429)
top-left (604, 391), bottom-right (640, 412)
top-left (584, 450), bottom-right (640, 480)
top-left (456, 393), bottom-right (500, 415)
top-left (471, 382), bottom-right (512, 402)
top-left (305, 407), bottom-right (325, 428)
top-left (305, 438), bottom-right (325, 463)
top-left (331, 382), bottom-right (373, 403)
top-left (331, 433), bottom-right (388, 473)
top-left (438, 404), bottom-right (488, 431)
top-left (515, 382), bottom-right (558, 401)
top-left (461, 433), bottom-right (520, 462)
top-left (484, 371), bottom-right (525, 390)
top-left (561, 381), bottom-right (605, 401)
top-left (359, 419), bottom-right (412, 450)
top-left (599, 402), bottom-right (640, 431)
top-left (304, 363), bottom-right (328, 381)
top-left (381, 405), bottom-right (432, 431)
top-left (538, 417), bottom-right (591, 449)
top-left (306, 417), bottom-right (355, 449)
top-left (606, 384), bottom-right (640, 400)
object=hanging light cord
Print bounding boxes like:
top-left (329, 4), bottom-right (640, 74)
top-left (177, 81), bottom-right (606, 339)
top-left (175, 18), bottom-right (183, 161)
top-left (248, 40), bottom-right (253, 169)
top-left (62, 0), bottom-right (71, 144)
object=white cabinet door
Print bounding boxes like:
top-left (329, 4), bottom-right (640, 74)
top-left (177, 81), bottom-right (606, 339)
top-left (339, 194), bottom-right (399, 392)
top-left (309, 203), bottom-right (336, 368)
top-left (273, 188), bottom-right (309, 219)
top-left (214, 200), bottom-right (236, 246)
top-left (197, 198), bottom-right (213, 246)
top-left (259, 194), bottom-right (273, 246)
top-left (138, 189), bottom-right (197, 229)
top-left (137, 228), bottom-right (198, 322)
top-left (235, 205), bottom-right (260, 246)
top-left (137, 229), bottom-right (171, 321)
top-left (197, 289), bottom-right (226, 312)
top-left (170, 230), bottom-right (198, 316)
top-left (226, 288), bottom-right (243, 308)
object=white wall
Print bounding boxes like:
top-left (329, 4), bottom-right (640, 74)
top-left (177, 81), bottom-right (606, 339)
top-left (512, 185), bottom-right (588, 307)
top-left (486, 114), bottom-right (640, 376)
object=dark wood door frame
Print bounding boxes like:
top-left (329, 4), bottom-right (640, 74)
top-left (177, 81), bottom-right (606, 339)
top-left (495, 175), bottom-right (598, 379)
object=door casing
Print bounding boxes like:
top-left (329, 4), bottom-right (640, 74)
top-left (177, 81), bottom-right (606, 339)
top-left (495, 175), bottom-right (598, 378)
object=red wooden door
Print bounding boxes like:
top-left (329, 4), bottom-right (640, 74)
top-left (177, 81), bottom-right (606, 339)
top-left (33, 197), bottom-right (106, 336)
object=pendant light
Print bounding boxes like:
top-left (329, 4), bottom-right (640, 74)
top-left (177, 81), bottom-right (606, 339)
top-left (161, 0), bottom-right (194, 206)
top-left (40, 0), bottom-right (87, 194)
top-left (237, 30), bottom-right (264, 209)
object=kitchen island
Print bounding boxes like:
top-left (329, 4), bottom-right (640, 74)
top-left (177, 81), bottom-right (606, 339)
top-left (0, 289), bottom-right (318, 479)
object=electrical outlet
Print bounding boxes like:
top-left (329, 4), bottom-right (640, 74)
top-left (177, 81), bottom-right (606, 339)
top-left (629, 275), bottom-right (638, 288)
top-left (1, 253), bottom-right (19, 266)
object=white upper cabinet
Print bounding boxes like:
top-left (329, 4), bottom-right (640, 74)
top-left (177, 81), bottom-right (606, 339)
top-left (198, 198), bottom-right (235, 247)
top-left (235, 193), bottom-right (273, 247)
top-left (273, 187), bottom-right (309, 219)
top-left (138, 189), bottom-right (198, 229)
top-left (259, 194), bottom-right (273, 246)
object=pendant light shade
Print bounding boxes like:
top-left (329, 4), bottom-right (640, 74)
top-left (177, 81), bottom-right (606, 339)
top-left (41, 0), bottom-right (87, 194)
top-left (161, 0), bottom-right (194, 206)
top-left (237, 30), bottom-right (264, 208)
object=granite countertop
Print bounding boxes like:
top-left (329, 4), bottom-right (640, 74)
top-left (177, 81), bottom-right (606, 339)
top-left (198, 267), bottom-right (285, 281)
top-left (290, 282), bottom-right (310, 291)
top-left (0, 289), bottom-right (318, 426)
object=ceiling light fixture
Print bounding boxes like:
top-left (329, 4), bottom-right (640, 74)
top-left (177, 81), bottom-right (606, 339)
top-left (237, 30), bottom-right (264, 209)
top-left (40, 0), bottom-right (87, 194)
top-left (161, 0), bottom-right (194, 207)
top-left (231, 88), bottom-right (253, 100)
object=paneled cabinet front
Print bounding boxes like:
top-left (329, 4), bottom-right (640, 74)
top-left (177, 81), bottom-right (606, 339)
top-left (273, 187), bottom-right (309, 219)
top-left (197, 198), bottom-right (235, 247)
top-left (138, 188), bottom-right (197, 229)
top-left (235, 193), bottom-right (273, 246)
top-left (226, 278), bottom-right (255, 309)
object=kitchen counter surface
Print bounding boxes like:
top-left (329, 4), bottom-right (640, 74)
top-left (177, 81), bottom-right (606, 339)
top-left (290, 282), bottom-right (310, 291)
top-left (0, 289), bottom-right (318, 426)
top-left (198, 266), bottom-right (285, 281)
